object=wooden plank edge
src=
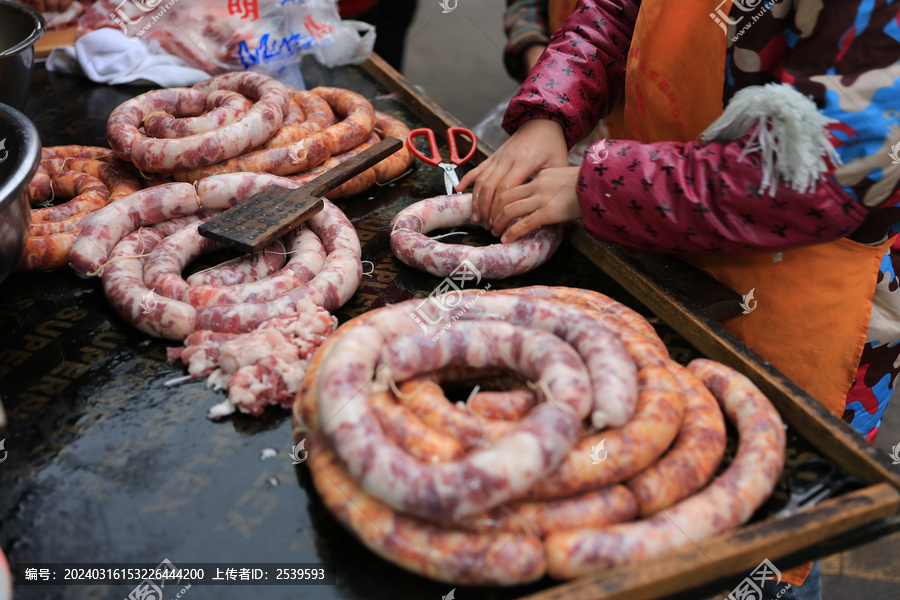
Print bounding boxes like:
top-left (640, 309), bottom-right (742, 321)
top-left (569, 228), bottom-right (900, 490)
top-left (361, 54), bottom-right (496, 160)
top-left (517, 483), bottom-right (900, 600)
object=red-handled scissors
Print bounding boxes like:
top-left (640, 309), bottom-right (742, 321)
top-left (407, 127), bottom-right (477, 195)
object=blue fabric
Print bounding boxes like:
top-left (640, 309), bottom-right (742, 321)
top-left (760, 561), bottom-right (821, 600)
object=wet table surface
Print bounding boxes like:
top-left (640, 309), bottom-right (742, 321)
top-left (0, 60), bottom-right (827, 600)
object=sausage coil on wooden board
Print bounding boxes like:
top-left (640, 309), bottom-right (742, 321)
top-left (390, 194), bottom-right (564, 279)
top-left (290, 287), bottom-right (786, 585)
top-left (143, 90), bottom-right (254, 139)
top-left (170, 86), bottom-right (377, 182)
top-left (70, 172), bottom-right (359, 339)
top-left (106, 72), bottom-right (290, 173)
top-left (544, 359), bottom-right (786, 580)
top-left (311, 297), bottom-right (636, 520)
top-left (287, 111), bottom-right (413, 196)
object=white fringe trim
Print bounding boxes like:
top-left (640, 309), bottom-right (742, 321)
top-left (701, 83), bottom-right (840, 196)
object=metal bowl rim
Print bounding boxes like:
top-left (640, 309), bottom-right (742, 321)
top-left (0, 0), bottom-right (45, 59)
top-left (0, 101), bottom-right (41, 214)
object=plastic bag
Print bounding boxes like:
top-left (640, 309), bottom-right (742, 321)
top-left (79, 0), bottom-right (375, 82)
top-left (472, 96), bottom-right (513, 152)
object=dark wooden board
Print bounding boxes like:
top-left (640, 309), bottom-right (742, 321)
top-left (521, 484), bottom-right (900, 600)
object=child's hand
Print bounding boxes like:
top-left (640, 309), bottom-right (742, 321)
top-left (489, 166), bottom-right (582, 243)
top-left (456, 119), bottom-right (568, 227)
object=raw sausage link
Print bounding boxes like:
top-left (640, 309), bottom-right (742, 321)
top-left (468, 389), bottom-right (537, 421)
top-left (263, 90), bottom-right (335, 149)
top-left (310, 86), bottom-right (376, 154)
top-left (171, 85), bottom-right (374, 182)
top-left (14, 231), bottom-right (79, 272)
top-left (107, 73), bottom-right (290, 172)
top-left (294, 358), bottom-right (546, 584)
top-left (186, 225), bottom-right (327, 309)
top-left (27, 171), bottom-right (51, 204)
top-left (30, 171), bottom-right (109, 231)
top-left (390, 194), bottom-right (564, 279)
top-left (544, 359), bottom-right (785, 579)
top-left (373, 110), bottom-right (414, 183)
top-left (320, 320), bottom-right (592, 519)
top-left (502, 285), bottom-right (666, 352)
top-left (526, 331), bottom-right (683, 499)
top-left (151, 214), bottom-right (205, 236)
top-left (627, 362), bottom-right (727, 516)
top-left (40, 158), bottom-right (143, 202)
top-left (144, 90), bottom-right (253, 138)
top-left (306, 432), bottom-right (547, 585)
top-left (195, 199), bottom-right (361, 332)
top-left (142, 219), bottom-right (219, 301)
top-left (394, 376), bottom-right (514, 448)
top-left (70, 173), bottom-right (301, 277)
top-left (187, 240), bottom-right (286, 287)
top-left (450, 486), bottom-right (638, 537)
top-left (286, 133), bottom-right (380, 200)
top-left (69, 182), bottom-right (200, 276)
top-left (100, 228), bottom-right (199, 340)
top-left (407, 291), bottom-right (638, 428)
top-left (41, 145), bottom-right (119, 162)
top-left (369, 390), bottom-right (465, 462)
top-left (171, 130), bottom-right (333, 182)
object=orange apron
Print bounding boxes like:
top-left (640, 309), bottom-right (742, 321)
top-left (624, 0), bottom-right (888, 586)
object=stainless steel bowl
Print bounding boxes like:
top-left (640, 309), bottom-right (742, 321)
top-left (0, 0), bottom-right (45, 110)
top-left (0, 101), bottom-right (40, 283)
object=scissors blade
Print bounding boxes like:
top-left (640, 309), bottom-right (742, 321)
top-left (441, 163), bottom-right (460, 195)
top-left (443, 171), bottom-right (455, 196)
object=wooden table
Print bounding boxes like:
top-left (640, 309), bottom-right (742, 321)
top-left (0, 55), bottom-right (897, 600)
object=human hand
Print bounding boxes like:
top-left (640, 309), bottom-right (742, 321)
top-left (456, 119), bottom-right (568, 227)
top-left (19, 0), bottom-right (74, 12)
top-left (490, 166), bottom-right (582, 243)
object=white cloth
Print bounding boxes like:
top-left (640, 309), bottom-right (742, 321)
top-left (46, 29), bottom-right (211, 87)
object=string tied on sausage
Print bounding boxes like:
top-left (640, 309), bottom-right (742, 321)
top-left (429, 231), bottom-right (468, 241)
top-left (192, 180), bottom-right (203, 210)
top-left (86, 226), bottom-right (153, 277)
top-left (390, 214), bottom-right (424, 234)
